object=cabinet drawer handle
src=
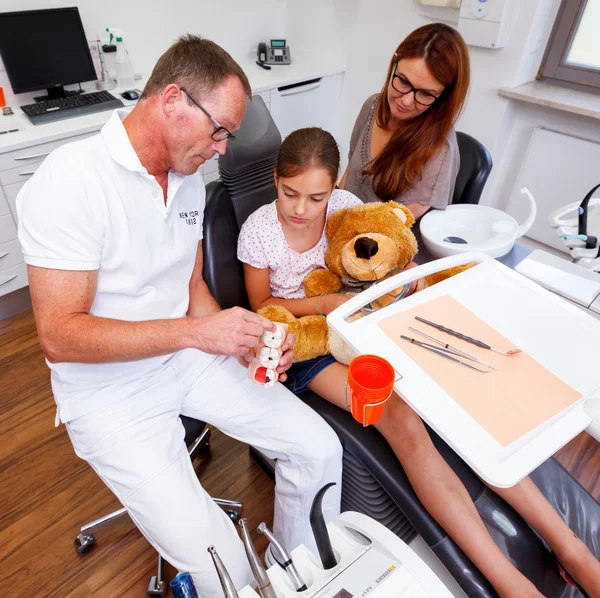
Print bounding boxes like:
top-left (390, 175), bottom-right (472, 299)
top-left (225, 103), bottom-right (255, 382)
top-left (0, 274), bottom-right (17, 286)
top-left (278, 82), bottom-right (321, 97)
top-left (277, 78), bottom-right (322, 97)
top-left (20, 171), bottom-right (36, 176)
top-left (0, 252), bottom-right (8, 260)
top-left (14, 152), bottom-right (49, 161)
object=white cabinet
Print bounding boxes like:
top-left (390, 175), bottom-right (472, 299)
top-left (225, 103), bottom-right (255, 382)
top-left (0, 239), bottom-right (24, 270)
top-left (0, 185), bottom-right (9, 217)
top-left (0, 262), bottom-right (28, 298)
top-left (200, 74), bottom-right (344, 184)
top-left (269, 73), bottom-right (344, 141)
top-left (0, 129), bottom-right (100, 300)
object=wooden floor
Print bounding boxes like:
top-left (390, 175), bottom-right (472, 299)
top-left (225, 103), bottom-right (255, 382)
top-left (1, 310), bottom-right (599, 597)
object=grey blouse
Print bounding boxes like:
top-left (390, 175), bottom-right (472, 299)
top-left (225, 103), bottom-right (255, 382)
top-left (344, 94), bottom-right (459, 210)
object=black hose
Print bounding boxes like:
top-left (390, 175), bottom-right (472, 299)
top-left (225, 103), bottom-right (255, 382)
top-left (309, 482), bottom-right (338, 570)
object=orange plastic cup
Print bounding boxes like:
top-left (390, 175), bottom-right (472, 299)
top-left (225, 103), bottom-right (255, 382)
top-left (346, 355), bottom-right (395, 426)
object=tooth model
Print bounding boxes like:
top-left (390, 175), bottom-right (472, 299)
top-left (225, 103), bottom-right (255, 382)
top-left (249, 322), bottom-right (288, 387)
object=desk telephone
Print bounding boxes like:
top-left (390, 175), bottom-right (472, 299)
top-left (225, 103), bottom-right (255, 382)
top-left (257, 40), bottom-right (291, 66)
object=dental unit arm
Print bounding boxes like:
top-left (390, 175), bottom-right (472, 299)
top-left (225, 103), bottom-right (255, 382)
top-left (549, 183), bottom-right (600, 273)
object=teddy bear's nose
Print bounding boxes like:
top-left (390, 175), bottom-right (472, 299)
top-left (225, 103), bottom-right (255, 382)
top-left (354, 237), bottom-right (379, 259)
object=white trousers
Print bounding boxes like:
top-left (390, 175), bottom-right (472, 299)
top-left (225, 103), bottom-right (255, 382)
top-left (65, 348), bottom-right (343, 597)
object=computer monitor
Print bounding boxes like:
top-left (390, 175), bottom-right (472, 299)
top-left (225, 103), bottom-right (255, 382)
top-left (0, 7), bottom-right (97, 102)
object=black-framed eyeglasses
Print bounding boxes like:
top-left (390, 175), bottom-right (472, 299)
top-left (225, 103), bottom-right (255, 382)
top-left (180, 86), bottom-right (236, 142)
top-left (391, 69), bottom-right (441, 107)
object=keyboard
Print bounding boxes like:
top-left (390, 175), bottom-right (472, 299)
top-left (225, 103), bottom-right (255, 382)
top-left (21, 90), bottom-right (124, 125)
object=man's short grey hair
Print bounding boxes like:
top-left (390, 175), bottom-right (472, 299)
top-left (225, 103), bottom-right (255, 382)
top-left (141, 34), bottom-right (251, 100)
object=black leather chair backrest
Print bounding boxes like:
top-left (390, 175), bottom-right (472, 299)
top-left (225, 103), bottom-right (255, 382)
top-left (202, 182), bottom-right (250, 309)
top-left (452, 131), bottom-right (493, 205)
top-left (219, 95), bottom-right (280, 229)
top-left (203, 94), bottom-right (281, 308)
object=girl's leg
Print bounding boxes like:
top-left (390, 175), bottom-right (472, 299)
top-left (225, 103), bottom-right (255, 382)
top-left (308, 362), bottom-right (542, 598)
top-left (487, 478), bottom-right (600, 597)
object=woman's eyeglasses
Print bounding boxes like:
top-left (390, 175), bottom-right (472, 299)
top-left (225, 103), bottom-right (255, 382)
top-left (391, 71), bottom-right (440, 107)
top-left (180, 86), bottom-right (235, 142)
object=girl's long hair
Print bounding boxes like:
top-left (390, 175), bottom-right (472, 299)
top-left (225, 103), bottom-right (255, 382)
top-left (364, 23), bottom-right (470, 201)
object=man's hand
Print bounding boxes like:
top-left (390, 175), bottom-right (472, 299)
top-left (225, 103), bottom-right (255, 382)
top-left (237, 331), bottom-right (296, 382)
top-left (194, 306), bottom-right (275, 357)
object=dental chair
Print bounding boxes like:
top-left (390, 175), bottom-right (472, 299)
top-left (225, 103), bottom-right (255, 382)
top-left (453, 132), bottom-right (493, 206)
top-left (202, 96), bottom-right (600, 597)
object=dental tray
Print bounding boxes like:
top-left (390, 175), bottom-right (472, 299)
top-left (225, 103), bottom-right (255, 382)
top-left (239, 511), bottom-right (454, 598)
top-left (378, 295), bottom-right (581, 448)
top-left (327, 252), bottom-right (600, 487)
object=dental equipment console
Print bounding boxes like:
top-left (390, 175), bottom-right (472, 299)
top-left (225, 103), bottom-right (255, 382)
top-left (234, 511), bottom-right (453, 598)
top-left (548, 183), bottom-right (600, 272)
top-left (516, 183), bottom-right (600, 318)
top-left (206, 484), bottom-right (453, 598)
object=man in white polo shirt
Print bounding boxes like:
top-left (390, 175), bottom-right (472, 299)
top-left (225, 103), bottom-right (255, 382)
top-left (17, 35), bottom-right (342, 596)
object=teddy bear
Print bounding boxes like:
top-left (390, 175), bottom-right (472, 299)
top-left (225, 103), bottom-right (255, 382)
top-left (258, 201), bottom-right (470, 365)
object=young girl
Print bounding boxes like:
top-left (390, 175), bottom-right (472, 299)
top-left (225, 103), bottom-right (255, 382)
top-left (238, 128), bottom-right (600, 598)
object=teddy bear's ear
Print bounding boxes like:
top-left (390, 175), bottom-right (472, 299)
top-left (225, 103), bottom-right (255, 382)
top-left (325, 207), bottom-right (349, 238)
top-left (387, 201), bottom-right (415, 229)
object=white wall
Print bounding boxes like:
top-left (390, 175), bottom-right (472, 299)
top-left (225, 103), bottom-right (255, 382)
top-left (285, 0), bottom-right (360, 61)
top-left (3, 0), bottom-right (599, 215)
top-left (285, 0), bottom-right (600, 217)
top-left (0, 0), bottom-right (286, 105)
top-left (331, 0), bottom-right (561, 173)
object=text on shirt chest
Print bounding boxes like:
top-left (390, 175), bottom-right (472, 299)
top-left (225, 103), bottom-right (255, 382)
top-left (179, 210), bottom-right (200, 226)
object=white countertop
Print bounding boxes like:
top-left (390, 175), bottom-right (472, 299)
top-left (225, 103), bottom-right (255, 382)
top-left (0, 50), bottom-right (345, 154)
top-left (498, 80), bottom-right (600, 121)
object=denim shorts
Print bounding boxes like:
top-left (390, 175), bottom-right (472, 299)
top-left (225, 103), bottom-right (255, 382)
top-left (283, 354), bottom-right (337, 395)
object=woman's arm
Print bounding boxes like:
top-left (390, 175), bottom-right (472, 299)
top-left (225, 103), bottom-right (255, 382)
top-left (404, 203), bottom-right (430, 220)
top-left (244, 264), bottom-right (349, 316)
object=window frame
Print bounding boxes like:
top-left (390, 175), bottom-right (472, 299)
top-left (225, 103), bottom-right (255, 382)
top-left (539, 0), bottom-right (600, 93)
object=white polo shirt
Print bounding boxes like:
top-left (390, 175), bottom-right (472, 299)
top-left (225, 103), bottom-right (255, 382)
top-left (17, 110), bottom-right (206, 423)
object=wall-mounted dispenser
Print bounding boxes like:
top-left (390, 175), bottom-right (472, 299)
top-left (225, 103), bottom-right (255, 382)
top-left (457, 0), bottom-right (512, 49)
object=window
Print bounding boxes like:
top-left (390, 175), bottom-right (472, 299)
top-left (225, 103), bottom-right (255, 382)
top-left (539, 0), bottom-right (600, 93)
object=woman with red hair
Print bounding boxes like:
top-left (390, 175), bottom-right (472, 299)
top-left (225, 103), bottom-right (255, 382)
top-left (336, 24), bottom-right (600, 596)
top-left (342, 23), bottom-right (470, 219)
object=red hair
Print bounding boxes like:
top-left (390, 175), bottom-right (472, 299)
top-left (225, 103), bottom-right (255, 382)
top-left (364, 23), bottom-right (470, 201)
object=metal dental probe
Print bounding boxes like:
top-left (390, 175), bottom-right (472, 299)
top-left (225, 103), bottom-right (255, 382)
top-left (415, 316), bottom-right (521, 356)
top-left (400, 336), bottom-right (491, 372)
top-left (408, 326), bottom-right (497, 370)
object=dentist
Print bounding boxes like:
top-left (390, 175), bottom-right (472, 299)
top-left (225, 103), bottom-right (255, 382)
top-left (17, 34), bottom-right (342, 596)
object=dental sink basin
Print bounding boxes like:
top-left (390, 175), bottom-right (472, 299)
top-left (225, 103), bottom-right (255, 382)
top-left (420, 188), bottom-right (537, 259)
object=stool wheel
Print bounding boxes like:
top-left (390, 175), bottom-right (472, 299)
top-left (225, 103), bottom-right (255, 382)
top-left (147, 575), bottom-right (166, 597)
top-left (74, 533), bottom-right (96, 556)
top-left (197, 440), bottom-right (211, 454)
top-left (226, 510), bottom-right (240, 524)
